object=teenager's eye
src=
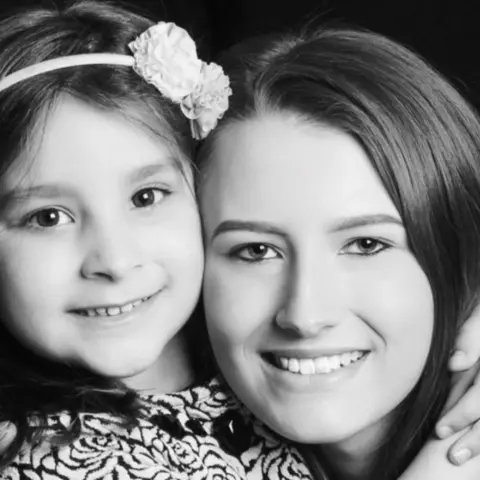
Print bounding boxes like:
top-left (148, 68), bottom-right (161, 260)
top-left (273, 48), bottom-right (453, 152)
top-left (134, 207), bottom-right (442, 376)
top-left (341, 238), bottom-right (390, 256)
top-left (231, 243), bottom-right (280, 263)
top-left (132, 187), bottom-right (169, 208)
top-left (25, 208), bottom-right (73, 229)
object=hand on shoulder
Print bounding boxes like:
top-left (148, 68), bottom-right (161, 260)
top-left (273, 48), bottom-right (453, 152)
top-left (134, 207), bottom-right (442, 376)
top-left (400, 429), bottom-right (480, 480)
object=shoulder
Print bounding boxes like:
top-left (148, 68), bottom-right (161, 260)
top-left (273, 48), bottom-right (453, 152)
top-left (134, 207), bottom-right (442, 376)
top-left (1, 379), bottom-right (246, 480)
top-left (0, 411), bottom-right (188, 480)
top-left (1, 378), bottom-right (312, 480)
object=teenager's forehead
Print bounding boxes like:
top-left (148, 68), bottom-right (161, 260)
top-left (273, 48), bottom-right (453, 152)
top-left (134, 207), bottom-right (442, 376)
top-left (200, 112), bottom-right (400, 233)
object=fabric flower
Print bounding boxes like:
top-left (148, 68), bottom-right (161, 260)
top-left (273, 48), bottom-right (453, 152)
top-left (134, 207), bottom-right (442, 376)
top-left (129, 22), bottom-right (202, 102)
top-left (181, 62), bottom-right (232, 140)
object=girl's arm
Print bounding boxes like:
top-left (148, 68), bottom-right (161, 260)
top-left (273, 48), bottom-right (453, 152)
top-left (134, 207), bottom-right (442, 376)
top-left (435, 304), bottom-right (480, 464)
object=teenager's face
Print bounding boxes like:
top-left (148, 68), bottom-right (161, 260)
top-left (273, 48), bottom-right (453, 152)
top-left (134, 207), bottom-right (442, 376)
top-left (201, 114), bottom-right (433, 453)
top-left (0, 96), bottom-right (203, 391)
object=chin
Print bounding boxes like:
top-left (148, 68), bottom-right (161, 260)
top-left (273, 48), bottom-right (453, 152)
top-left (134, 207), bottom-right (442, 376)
top-left (78, 354), bottom-right (154, 380)
top-left (265, 413), bottom-right (361, 445)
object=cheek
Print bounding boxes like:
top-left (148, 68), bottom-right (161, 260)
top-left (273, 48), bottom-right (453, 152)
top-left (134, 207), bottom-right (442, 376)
top-left (0, 241), bottom-right (74, 346)
top-left (203, 260), bottom-right (281, 346)
top-left (350, 255), bottom-right (434, 364)
top-left (0, 238), bottom-right (75, 300)
top-left (143, 206), bottom-right (204, 266)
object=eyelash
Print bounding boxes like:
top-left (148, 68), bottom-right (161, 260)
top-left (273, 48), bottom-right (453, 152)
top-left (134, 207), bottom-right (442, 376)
top-left (22, 207), bottom-right (73, 231)
top-left (20, 187), bottom-right (172, 231)
top-left (340, 237), bottom-right (391, 256)
top-left (229, 243), bottom-right (281, 263)
top-left (130, 186), bottom-right (172, 209)
top-left (229, 237), bottom-right (391, 263)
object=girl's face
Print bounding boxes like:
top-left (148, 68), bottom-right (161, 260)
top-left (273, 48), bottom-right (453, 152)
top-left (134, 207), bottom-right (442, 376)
top-left (0, 96), bottom-right (204, 392)
top-left (201, 113), bottom-right (433, 457)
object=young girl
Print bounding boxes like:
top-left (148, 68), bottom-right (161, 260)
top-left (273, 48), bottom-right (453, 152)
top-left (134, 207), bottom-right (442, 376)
top-left (198, 27), bottom-right (480, 479)
top-left (0, 2), bottom-right (479, 479)
top-left (0, 1), bottom-right (312, 478)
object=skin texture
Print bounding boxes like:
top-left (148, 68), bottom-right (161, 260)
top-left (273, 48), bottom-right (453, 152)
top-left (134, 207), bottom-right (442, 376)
top-left (0, 95), bottom-right (204, 394)
top-left (201, 113), bottom-right (433, 476)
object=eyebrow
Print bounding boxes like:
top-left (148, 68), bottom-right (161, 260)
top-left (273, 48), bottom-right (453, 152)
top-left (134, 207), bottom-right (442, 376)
top-left (212, 220), bottom-right (290, 240)
top-left (212, 214), bottom-right (403, 239)
top-left (0, 160), bottom-right (180, 208)
top-left (0, 184), bottom-right (75, 206)
top-left (128, 160), bottom-right (180, 184)
top-left (330, 214), bottom-right (403, 232)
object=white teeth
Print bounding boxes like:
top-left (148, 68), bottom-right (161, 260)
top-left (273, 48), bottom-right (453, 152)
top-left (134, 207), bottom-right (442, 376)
top-left (299, 359), bottom-right (315, 375)
top-left (79, 296), bottom-right (151, 318)
top-left (340, 352), bottom-right (352, 366)
top-left (329, 355), bottom-right (341, 370)
top-left (314, 356), bottom-right (330, 373)
top-left (120, 303), bottom-right (134, 314)
top-left (340, 351), bottom-right (362, 366)
top-left (288, 358), bottom-right (300, 373)
top-left (276, 350), bottom-right (366, 375)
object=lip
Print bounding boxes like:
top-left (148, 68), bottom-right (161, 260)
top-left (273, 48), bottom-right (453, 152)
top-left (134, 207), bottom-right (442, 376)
top-left (69, 289), bottom-right (162, 312)
top-left (260, 350), bottom-right (370, 393)
top-left (67, 289), bottom-right (163, 328)
top-left (264, 347), bottom-right (370, 358)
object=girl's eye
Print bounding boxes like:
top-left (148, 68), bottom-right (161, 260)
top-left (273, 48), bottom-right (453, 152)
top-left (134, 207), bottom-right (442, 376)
top-left (231, 243), bottom-right (280, 262)
top-left (341, 238), bottom-right (390, 256)
top-left (132, 187), bottom-right (169, 208)
top-left (25, 208), bottom-right (73, 229)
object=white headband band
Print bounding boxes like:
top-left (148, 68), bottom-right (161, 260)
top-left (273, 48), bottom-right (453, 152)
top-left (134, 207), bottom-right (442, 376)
top-left (0, 53), bottom-right (134, 93)
top-left (0, 22), bottom-right (231, 140)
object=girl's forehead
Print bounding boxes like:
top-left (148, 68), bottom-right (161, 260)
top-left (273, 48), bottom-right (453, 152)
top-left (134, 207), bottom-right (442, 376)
top-left (1, 97), bottom-right (187, 193)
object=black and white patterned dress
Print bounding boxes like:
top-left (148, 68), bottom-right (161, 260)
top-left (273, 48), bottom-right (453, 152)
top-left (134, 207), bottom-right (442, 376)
top-left (1, 377), bottom-right (312, 479)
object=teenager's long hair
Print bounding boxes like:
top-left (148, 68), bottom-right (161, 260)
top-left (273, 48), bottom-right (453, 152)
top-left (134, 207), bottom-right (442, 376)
top-left (200, 27), bottom-right (480, 479)
top-left (0, 0), bottom-right (213, 467)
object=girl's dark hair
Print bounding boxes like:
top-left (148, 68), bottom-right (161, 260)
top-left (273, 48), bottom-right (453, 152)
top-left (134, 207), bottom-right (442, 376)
top-left (0, 0), bottom-right (212, 467)
top-left (199, 28), bottom-right (480, 479)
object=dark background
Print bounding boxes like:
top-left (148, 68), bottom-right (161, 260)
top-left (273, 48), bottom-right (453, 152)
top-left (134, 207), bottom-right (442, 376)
top-left (134, 0), bottom-right (480, 109)
top-left (1, 0), bottom-right (479, 107)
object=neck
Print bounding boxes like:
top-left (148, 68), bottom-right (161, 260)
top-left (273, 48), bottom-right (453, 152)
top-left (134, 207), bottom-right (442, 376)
top-left (318, 446), bottom-right (373, 480)
top-left (314, 416), bottom-right (392, 480)
top-left (122, 332), bottom-right (194, 394)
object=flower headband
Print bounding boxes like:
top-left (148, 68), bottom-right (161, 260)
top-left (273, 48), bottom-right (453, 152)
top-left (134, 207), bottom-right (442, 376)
top-left (0, 22), bottom-right (232, 140)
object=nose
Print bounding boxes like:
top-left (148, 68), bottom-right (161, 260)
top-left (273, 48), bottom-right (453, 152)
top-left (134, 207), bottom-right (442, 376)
top-left (275, 253), bottom-right (345, 337)
top-left (80, 216), bottom-right (143, 282)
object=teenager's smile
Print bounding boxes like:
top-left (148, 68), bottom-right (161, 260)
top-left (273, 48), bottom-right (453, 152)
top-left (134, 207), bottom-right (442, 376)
top-left (263, 349), bottom-right (369, 375)
top-left (202, 114), bottom-right (433, 446)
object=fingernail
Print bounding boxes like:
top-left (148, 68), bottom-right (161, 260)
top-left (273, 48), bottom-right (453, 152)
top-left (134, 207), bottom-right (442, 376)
top-left (436, 426), bottom-right (453, 439)
top-left (452, 448), bottom-right (472, 465)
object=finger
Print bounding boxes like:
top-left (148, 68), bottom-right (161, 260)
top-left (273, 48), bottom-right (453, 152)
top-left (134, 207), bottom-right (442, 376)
top-left (450, 307), bottom-right (480, 371)
top-left (437, 383), bottom-right (480, 438)
top-left (447, 420), bottom-right (480, 465)
top-left (441, 362), bottom-right (480, 418)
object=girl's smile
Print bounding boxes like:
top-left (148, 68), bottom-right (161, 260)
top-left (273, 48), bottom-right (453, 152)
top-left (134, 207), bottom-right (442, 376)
top-left (69, 289), bottom-right (161, 317)
top-left (0, 95), bottom-right (204, 391)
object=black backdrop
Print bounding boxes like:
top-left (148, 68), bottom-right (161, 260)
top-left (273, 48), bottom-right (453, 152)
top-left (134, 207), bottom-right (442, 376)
top-left (132, 0), bottom-right (480, 109)
top-left (1, 0), bottom-right (479, 108)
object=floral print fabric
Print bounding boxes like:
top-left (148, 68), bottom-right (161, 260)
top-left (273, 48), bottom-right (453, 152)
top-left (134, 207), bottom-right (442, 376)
top-left (1, 377), bottom-right (312, 479)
